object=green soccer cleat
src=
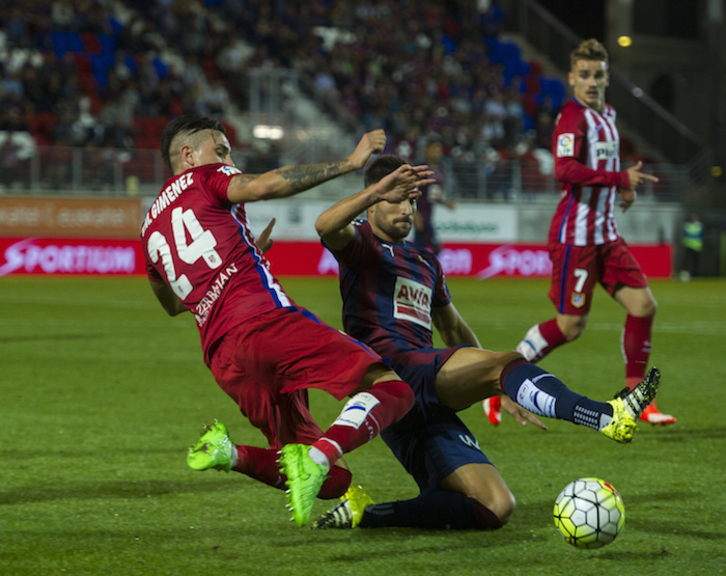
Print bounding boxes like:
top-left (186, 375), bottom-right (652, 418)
top-left (311, 485), bottom-right (374, 530)
top-left (187, 420), bottom-right (233, 472)
top-left (601, 367), bottom-right (661, 443)
top-left (278, 444), bottom-right (328, 527)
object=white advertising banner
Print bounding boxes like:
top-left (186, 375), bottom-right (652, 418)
top-left (432, 203), bottom-right (518, 242)
top-left (244, 201), bottom-right (519, 242)
top-left (245, 200), bottom-right (334, 240)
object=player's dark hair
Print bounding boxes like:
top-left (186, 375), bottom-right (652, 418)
top-left (570, 39), bottom-right (609, 68)
top-left (364, 154), bottom-right (407, 187)
top-left (160, 114), bottom-right (226, 169)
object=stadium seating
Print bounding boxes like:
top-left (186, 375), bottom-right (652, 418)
top-left (5, 2), bottom-right (562, 154)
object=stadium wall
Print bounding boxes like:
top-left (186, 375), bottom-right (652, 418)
top-left (0, 196), bottom-right (145, 276)
top-left (0, 196), bottom-right (674, 279)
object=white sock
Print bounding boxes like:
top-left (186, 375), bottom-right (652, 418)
top-left (598, 413), bottom-right (613, 430)
top-left (308, 446), bottom-right (331, 472)
top-left (516, 324), bottom-right (548, 361)
top-left (229, 442), bottom-right (238, 467)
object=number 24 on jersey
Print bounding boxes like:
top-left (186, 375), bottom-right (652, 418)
top-left (147, 207), bottom-right (222, 299)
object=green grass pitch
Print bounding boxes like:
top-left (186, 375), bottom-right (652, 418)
top-left (1, 275), bottom-right (725, 575)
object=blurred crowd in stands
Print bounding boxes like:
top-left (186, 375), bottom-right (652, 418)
top-left (0, 0), bottom-right (651, 195)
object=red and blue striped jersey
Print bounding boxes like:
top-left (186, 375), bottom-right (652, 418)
top-left (142, 163), bottom-right (295, 365)
top-left (325, 220), bottom-right (451, 359)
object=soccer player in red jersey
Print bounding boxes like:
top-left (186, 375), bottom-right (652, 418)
top-left (310, 154), bottom-right (660, 531)
top-left (512, 39), bottom-right (674, 426)
top-left (141, 114), bottom-right (436, 527)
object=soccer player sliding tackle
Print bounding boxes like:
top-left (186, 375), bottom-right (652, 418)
top-left (143, 116), bottom-right (437, 527)
top-left (310, 154), bottom-right (661, 530)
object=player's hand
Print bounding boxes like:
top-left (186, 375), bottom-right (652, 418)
top-left (618, 188), bottom-right (636, 212)
top-left (348, 129), bottom-right (386, 170)
top-left (625, 161), bottom-right (658, 192)
top-left (376, 164), bottom-right (434, 203)
top-left (501, 395), bottom-right (548, 430)
top-left (257, 218), bottom-right (276, 254)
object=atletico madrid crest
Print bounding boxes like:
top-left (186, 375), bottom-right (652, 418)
top-left (571, 293), bottom-right (586, 308)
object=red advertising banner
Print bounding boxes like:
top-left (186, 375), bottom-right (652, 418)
top-left (270, 241), bottom-right (673, 279)
top-left (0, 237), bottom-right (146, 276)
top-left (0, 238), bottom-right (672, 278)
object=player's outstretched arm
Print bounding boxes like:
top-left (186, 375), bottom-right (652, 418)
top-left (432, 303), bottom-right (481, 348)
top-left (316, 164), bottom-right (433, 250)
top-left (556, 156), bottom-right (630, 188)
top-left (225, 130), bottom-right (386, 204)
top-left (149, 278), bottom-right (188, 316)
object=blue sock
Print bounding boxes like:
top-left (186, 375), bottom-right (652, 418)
top-left (358, 491), bottom-right (502, 530)
top-left (501, 360), bottom-right (613, 430)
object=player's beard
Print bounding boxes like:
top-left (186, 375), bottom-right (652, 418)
top-left (376, 216), bottom-right (412, 242)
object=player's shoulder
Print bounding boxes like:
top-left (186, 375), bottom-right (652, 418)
top-left (332, 218), bottom-right (371, 255)
top-left (556, 100), bottom-right (586, 126)
top-left (191, 163), bottom-right (243, 181)
top-left (212, 164), bottom-right (243, 177)
top-left (190, 163), bottom-right (244, 204)
top-left (603, 103), bottom-right (617, 119)
top-left (352, 219), bottom-right (373, 237)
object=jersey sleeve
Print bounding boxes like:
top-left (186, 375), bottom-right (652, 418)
top-left (201, 164), bottom-right (245, 205)
top-left (323, 220), bottom-right (367, 264)
top-left (553, 107), bottom-right (629, 189)
top-left (432, 256), bottom-right (452, 307)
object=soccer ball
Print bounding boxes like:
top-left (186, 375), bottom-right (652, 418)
top-left (553, 478), bottom-right (625, 549)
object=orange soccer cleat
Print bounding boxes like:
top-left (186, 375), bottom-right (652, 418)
top-left (639, 400), bottom-right (676, 425)
top-left (483, 395), bottom-right (502, 426)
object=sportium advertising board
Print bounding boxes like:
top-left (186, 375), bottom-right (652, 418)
top-left (0, 237), bottom-right (145, 276)
top-left (0, 198), bottom-right (672, 278)
top-left (257, 241), bottom-right (672, 279)
top-left (240, 202), bottom-right (672, 278)
top-left (0, 196), bottom-right (146, 276)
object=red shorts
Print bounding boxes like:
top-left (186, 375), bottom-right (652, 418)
top-left (548, 237), bottom-right (649, 315)
top-left (209, 306), bottom-right (388, 449)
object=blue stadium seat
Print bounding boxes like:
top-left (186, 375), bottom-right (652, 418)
top-left (152, 56), bottom-right (169, 80)
top-left (522, 112), bottom-right (534, 131)
top-left (98, 34), bottom-right (116, 54)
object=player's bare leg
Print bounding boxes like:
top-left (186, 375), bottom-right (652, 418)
top-left (437, 348), bottom-right (546, 428)
top-left (614, 286), bottom-right (674, 424)
top-left (556, 313), bottom-right (588, 341)
top-left (435, 348), bottom-right (522, 411)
